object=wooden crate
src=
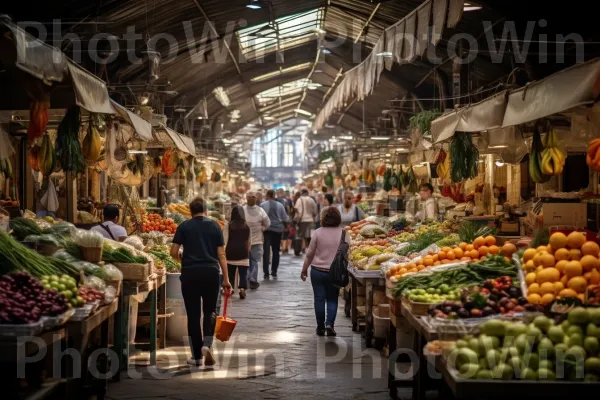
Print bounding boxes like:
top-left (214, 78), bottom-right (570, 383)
top-left (114, 263), bottom-right (150, 282)
top-left (389, 298), bottom-right (403, 316)
top-left (401, 297), bottom-right (432, 316)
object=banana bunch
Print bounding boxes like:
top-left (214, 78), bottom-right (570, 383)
top-left (529, 130), bottom-right (551, 184)
top-left (540, 129), bottom-right (566, 176)
top-left (586, 138), bottom-right (600, 171)
top-left (436, 153), bottom-right (451, 181)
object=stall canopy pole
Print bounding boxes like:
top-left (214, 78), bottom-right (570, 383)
top-left (19, 136), bottom-right (26, 211)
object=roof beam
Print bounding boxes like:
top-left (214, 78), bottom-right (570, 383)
top-left (188, 0), bottom-right (261, 124)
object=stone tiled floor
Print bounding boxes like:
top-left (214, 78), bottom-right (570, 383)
top-left (108, 254), bottom-right (400, 400)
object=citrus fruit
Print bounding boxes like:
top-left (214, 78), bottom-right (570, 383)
top-left (528, 283), bottom-right (541, 294)
top-left (406, 262), bottom-right (416, 270)
top-left (569, 249), bottom-right (583, 261)
top-left (466, 244), bottom-right (474, 251)
top-left (581, 241), bottom-right (600, 256)
top-left (453, 248), bottom-right (464, 258)
top-left (488, 245), bottom-right (500, 255)
top-left (478, 246), bottom-right (489, 257)
top-left (528, 293), bottom-right (542, 304)
top-left (438, 251), bottom-right (447, 260)
top-left (591, 268), bottom-right (600, 285)
top-left (441, 259), bottom-right (451, 264)
top-left (568, 276), bottom-right (587, 293)
top-left (468, 249), bottom-right (479, 259)
top-left (525, 272), bottom-right (537, 286)
top-left (408, 268), bottom-right (419, 273)
top-left (459, 242), bottom-right (468, 251)
top-left (423, 256), bottom-right (434, 266)
top-left (473, 237), bottom-right (485, 249)
top-left (524, 260), bottom-right (536, 272)
top-left (567, 232), bottom-right (586, 249)
top-left (446, 250), bottom-right (456, 260)
top-left (560, 275), bottom-right (569, 286)
top-left (540, 253), bottom-right (556, 268)
top-left (460, 256), bottom-right (471, 262)
top-left (549, 232), bottom-right (568, 250)
top-left (565, 261), bottom-right (583, 278)
top-left (417, 265), bottom-right (426, 271)
top-left (553, 281), bottom-right (565, 295)
top-left (501, 243), bottom-right (517, 257)
top-left (546, 245), bottom-right (554, 254)
top-left (433, 261), bottom-right (441, 266)
top-left (537, 245), bottom-right (549, 252)
top-left (536, 266), bottom-right (544, 273)
top-left (554, 248), bottom-right (570, 261)
top-left (580, 255), bottom-right (599, 272)
top-left (432, 254), bottom-right (439, 262)
top-left (536, 268), bottom-right (560, 284)
top-left (441, 247), bottom-right (452, 253)
top-left (555, 260), bottom-right (568, 274)
top-left (523, 248), bottom-right (537, 262)
top-left (540, 282), bottom-right (556, 295)
top-left (558, 288), bottom-right (578, 298)
top-left (541, 293), bottom-right (555, 305)
top-left (485, 236), bottom-right (497, 246)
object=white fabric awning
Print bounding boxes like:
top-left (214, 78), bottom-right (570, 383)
top-left (431, 90), bottom-right (508, 143)
top-left (67, 62), bottom-right (114, 114)
top-left (503, 58), bottom-right (600, 127)
top-left (157, 125), bottom-right (190, 154)
top-left (1, 15), bottom-right (114, 114)
top-left (111, 100), bottom-right (153, 142)
top-left (178, 134), bottom-right (196, 156)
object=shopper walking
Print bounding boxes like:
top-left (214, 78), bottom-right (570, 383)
top-left (294, 188), bottom-right (318, 251)
top-left (170, 197), bottom-right (232, 367)
top-left (301, 206), bottom-right (351, 336)
top-left (260, 190), bottom-right (289, 279)
top-left (223, 205), bottom-right (250, 299)
top-left (243, 192), bottom-right (270, 289)
top-left (324, 193), bottom-right (334, 207)
top-left (338, 190), bottom-right (365, 228)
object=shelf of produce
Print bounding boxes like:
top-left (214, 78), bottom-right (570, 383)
top-left (0, 328), bottom-right (66, 363)
top-left (435, 356), bottom-right (600, 399)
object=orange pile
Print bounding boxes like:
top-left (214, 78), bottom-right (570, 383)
top-left (523, 231), bottom-right (600, 305)
top-left (385, 235), bottom-right (518, 281)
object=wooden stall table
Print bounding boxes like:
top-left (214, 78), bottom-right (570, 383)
top-left (0, 328), bottom-right (67, 399)
top-left (64, 300), bottom-right (118, 399)
top-left (387, 301), bottom-right (443, 400)
top-left (114, 274), bottom-right (167, 374)
top-left (348, 266), bottom-right (386, 347)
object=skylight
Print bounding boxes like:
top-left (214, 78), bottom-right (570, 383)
top-left (256, 78), bottom-right (312, 104)
top-left (250, 62), bottom-right (313, 82)
top-left (237, 8), bottom-right (324, 60)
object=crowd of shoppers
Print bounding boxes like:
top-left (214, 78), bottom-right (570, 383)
top-left (169, 187), bottom-right (356, 367)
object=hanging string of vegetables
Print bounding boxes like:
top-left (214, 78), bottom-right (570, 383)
top-left (450, 132), bottom-right (479, 182)
top-left (56, 106), bottom-right (85, 174)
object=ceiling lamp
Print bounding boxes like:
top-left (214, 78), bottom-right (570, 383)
top-left (371, 136), bottom-right (390, 141)
top-left (339, 135), bottom-right (353, 140)
top-left (375, 51), bottom-right (393, 58)
top-left (247, 0), bottom-right (261, 9)
top-left (213, 87), bottom-right (230, 107)
top-left (463, 2), bottom-right (482, 11)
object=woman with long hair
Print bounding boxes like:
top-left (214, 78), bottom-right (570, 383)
top-left (224, 205), bottom-right (251, 299)
top-left (301, 206), bottom-right (351, 336)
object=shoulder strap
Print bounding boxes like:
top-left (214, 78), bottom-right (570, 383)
top-left (339, 230), bottom-right (346, 247)
top-left (354, 206), bottom-right (359, 221)
top-left (98, 223), bottom-right (116, 240)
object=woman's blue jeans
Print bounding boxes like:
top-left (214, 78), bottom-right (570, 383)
top-left (310, 268), bottom-right (339, 330)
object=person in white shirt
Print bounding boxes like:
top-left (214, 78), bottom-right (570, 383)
top-left (243, 192), bottom-right (270, 289)
top-left (294, 189), bottom-right (318, 252)
top-left (416, 183), bottom-right (439, 222)
top-left (91, 204), bottom-right (128, 242)
top-left (338, 191), bottom-right (365, 228)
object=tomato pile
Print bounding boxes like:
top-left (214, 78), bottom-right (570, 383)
top-left (142, 213), bottom-right (177, 234)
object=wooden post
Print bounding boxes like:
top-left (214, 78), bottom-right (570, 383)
top-left (90, 169), bottom-right (100, 202)
top-left (66, 173), bottom-right (78, 223)
top-left (84, 168), bottom-right (90, 199)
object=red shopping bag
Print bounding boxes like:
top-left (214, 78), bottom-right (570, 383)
top-left (215, 290), bottom-right (237, 342)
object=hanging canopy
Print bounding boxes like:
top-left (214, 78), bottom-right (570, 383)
top-left (110, 100), bottom-right (153, 142)
top-left (431, 90), bottom-right (508, 143)
top-left (178, 134), bottom-right (196, 156)
top-left (503, 58), bottom-right (600, 127)
top-left (0, 15), bottom-right (114, 114)
top-left (154, 124), bottom-right (191, 154)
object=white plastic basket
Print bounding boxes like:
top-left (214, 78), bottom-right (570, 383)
top-left (373, 304), bottom-right (390, 338)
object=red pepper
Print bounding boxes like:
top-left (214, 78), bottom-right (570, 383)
top-left (482, 288), bottom-right (490, 294)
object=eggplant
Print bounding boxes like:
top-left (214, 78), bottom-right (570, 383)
top-left (517, 297), bottom-right (528, 305)
top-left (464, 300), bottom-right (476, 310)
top-left (457, 308), bottom-right (470, 318)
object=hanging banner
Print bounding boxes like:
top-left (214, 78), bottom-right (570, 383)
top-left (384, 26), bottom-right (396, 71)
top-left (394, 20), bottom-right (405, 65)
top-left (402, 12), bottom-right (418, 62)
top-left (432, 0), bottom-right (448, 45)
top-left (416, 1), bottom-right (432, 56)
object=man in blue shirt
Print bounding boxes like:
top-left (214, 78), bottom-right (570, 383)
top-left (260, 189), bottom-right (289, 279)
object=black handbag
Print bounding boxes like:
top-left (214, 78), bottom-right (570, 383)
top-left (328, 231), bottom-right (350, 288)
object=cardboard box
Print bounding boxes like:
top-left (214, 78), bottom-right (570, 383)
top-left (542, 203), bottom-right (587, 229)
